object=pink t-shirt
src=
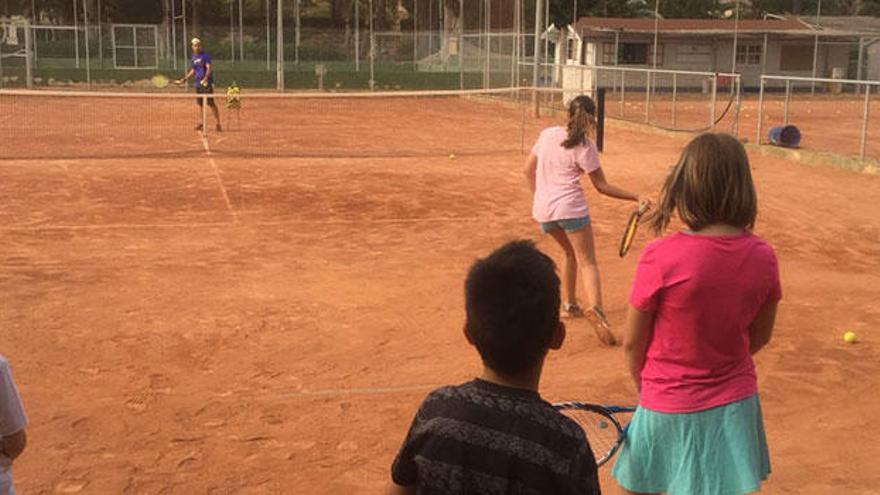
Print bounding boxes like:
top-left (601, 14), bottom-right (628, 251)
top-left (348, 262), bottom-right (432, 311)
top-left (630, 231), bottom-right (782, 413)
top-left (530, 126), bottom-right (601, 222)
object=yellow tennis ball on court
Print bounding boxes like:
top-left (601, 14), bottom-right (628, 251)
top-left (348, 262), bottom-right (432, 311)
top-left (449, 153), bottom-right (456, 160)
top-left (843, 331), bottom-right (857, 343)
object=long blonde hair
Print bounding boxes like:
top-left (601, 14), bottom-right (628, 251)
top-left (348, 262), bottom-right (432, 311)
top-left (562, 95), bottom-right (597, 149)
top-left (651, 133), bottom-right (757, 234)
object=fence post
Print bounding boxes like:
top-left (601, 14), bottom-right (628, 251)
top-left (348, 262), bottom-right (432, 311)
top-left (368, 0), bottom-right (375, 90)
top-left (597, 87), bottom-right (605, 152)
top-left (756, 77), bottom-right (765, 144)
top-left (671, 72), bottom-right (677, 128)
top-left (276, 0), bottom-right (283, 91)
top-left (860, 87), bottom-right (871, 162)
top-left (732, 75), bottom-right (741, 136)
top-left (459, 0), bottom-right (464, 90)
top-left (84, 0), bottom-right (91, 87)
top-left (354, 0), bottom-right (360, 71)
top-left (25, 22), bottom-right (34, 88)
top-left (531, 0), bottom-right (543, 118)
top-left (709, 75), bottom-right (717, 130)
top-left (783, 79), bottom-right (791, 126)
top-left (73, 0), bottom-right (80, 68)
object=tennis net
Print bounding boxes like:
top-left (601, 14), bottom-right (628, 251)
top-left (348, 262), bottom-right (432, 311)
top-left (0, 87), bottom-right (548, 160)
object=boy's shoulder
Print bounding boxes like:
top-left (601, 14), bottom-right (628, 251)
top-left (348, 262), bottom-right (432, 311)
top-left (418, 380), bottom-right (587, 442)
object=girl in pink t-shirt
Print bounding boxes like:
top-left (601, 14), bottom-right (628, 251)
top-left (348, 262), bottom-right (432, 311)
top-left (614, 133), bottom-right (781, 495)
top-left (525, 95), bottom-right (646, 346)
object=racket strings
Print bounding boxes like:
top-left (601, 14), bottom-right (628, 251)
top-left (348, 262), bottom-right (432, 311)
top-left (561, 409), bottom-right (622, 462)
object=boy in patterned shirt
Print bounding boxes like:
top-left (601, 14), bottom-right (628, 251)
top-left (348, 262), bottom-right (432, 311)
top-left (389, 240), bottom-right (601, 494)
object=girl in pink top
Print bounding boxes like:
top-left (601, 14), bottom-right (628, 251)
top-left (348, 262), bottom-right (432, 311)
top-left (525, 95), bottom-right (646, 346)
top-left (614, 133), bottom-right (781, 495)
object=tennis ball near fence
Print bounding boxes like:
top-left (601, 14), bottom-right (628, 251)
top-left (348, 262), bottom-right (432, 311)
top-left (843, 331), bottom-right (857, 344)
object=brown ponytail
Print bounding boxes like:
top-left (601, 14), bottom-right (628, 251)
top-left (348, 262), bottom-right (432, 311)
top-left (562, 95), bottom-right (597, 149)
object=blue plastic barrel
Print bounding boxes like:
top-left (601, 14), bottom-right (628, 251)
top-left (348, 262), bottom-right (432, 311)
top-left (768, 125), bottom-right (801, 148)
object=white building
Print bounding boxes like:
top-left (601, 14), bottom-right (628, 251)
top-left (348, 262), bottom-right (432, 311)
top-left (566, 16), bottom-right (876, 90)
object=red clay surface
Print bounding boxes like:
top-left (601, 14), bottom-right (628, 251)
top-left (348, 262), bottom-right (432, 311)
top-left (1, 97), bottom-right (879, 494)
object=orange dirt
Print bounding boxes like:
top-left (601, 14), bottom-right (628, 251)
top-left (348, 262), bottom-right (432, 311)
top-left (1, 98), bottom-right (879, 494)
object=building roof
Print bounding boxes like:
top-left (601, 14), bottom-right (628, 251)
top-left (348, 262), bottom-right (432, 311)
top-left (803, 16), bottom-right (880, 36)
top-left (576, 17), bottom-right (810, 35)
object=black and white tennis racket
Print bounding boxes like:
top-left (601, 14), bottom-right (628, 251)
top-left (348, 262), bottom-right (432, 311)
top-left (553, 402), bottom-right (636, 467)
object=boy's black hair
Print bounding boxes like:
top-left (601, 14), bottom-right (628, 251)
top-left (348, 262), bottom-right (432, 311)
top-left (464, 240), bottom-right (561, 376)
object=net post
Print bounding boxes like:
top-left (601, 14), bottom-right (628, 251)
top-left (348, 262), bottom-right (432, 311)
top-left (783, 79), bottom-right (791, 126)
top-left (860, 87), bottom-right (871, 162)
top-left (644, 71), bottom-right (650, 124)
top-left (620, 69), bottom-right (625, 118)
top-left (756, 76), bottom-right (765, 144)
top-left (201, 94), bottom-right (208, 137)
top-left (596, 87), bottom-right (605, 153)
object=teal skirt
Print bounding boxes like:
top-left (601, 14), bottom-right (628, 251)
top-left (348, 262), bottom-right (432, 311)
top-left (612, 394), bottom-right (770, 495)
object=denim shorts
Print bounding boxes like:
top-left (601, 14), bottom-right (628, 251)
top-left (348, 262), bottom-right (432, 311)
top-left (539, 216), bottom-right (591, 233)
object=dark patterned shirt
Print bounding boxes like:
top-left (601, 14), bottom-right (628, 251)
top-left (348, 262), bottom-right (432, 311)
top-left (391, 379), bottom-right (600, 494)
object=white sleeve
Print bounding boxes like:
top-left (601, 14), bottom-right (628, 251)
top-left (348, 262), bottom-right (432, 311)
top-left (0, 357), bottom-right (27, 437)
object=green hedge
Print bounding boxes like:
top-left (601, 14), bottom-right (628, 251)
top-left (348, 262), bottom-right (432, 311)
top-left (3, 65), bottom-right (492, 91)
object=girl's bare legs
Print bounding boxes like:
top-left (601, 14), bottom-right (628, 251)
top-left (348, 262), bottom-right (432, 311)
top-left (567, 225), bottom-right (602, 310)
top-left (546, 228), bottom-right (578, 310)
top-left (568, 225), bottom-right (617, 346)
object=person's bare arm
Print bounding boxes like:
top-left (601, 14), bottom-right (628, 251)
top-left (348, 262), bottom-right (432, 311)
top-left (749, 301), bottom-right (778, 355)
top-left (524, 154), bottom-right (538, 194)
top-left (203, 63), bottom-right (213, 85)
top-left (588, 168), bottom-right (640, 202)
top-left (0, 429), bottom-right (26, 462)
top-left (623, 305), bottom-right (655, 392)
top-left (387, 482), bottom-right (416, 495)
top-left (176, 68), bottom-right (194, 85)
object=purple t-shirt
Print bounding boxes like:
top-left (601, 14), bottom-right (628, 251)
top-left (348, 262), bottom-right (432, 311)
top-left (530, 126), bottom-right (601, 223)
top-left (190, 51), bottom-right (213, 88)
top-left (630, 231), bottom-right (782, 413)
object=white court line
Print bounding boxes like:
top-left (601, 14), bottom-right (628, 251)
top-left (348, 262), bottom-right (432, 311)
top-left (0, 215), bottom-right (524, 232)
top-left (273, 384), bottom-right (439, 400)
top-left (200, 135), bottom-right (238, 222)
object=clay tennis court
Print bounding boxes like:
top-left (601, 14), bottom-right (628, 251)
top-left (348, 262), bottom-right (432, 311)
top-left (1, 91), bottom-right (879, 493)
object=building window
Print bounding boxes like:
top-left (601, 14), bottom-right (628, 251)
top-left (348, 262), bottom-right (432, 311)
top-left (602, 43), bottom-right (616, 65)
top-left (567, 38), bottom-right (579, 62)
top-left (736, 45), bottom-right (761, 65)
top-left (618, 43), bottom-right (663, 66)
